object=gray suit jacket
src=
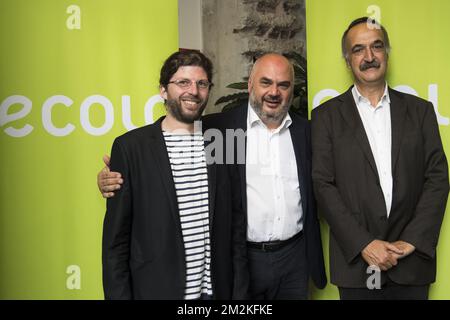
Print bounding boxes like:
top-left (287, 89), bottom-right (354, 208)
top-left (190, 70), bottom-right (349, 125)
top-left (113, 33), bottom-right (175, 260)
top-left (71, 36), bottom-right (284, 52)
top-left (311, 87), bottom-right (449, 287)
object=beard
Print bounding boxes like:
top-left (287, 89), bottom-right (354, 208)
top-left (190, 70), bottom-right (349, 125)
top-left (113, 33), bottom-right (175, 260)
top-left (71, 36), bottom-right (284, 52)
top-left (249, 91), bottom-right (291, 125)
top-left (165, 94), bottom-right (208, 124)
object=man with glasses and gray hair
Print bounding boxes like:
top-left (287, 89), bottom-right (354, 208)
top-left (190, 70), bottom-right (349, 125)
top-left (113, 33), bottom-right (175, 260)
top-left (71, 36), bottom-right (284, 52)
top-left (311, 17), bottom-right (449, 300)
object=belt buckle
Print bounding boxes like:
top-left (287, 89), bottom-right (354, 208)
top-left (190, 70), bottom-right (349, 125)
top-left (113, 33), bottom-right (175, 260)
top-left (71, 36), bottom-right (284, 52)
top-left (261, 242), bottom-right (276, 252)
top-left (262, 243), bottom-right (268, 252)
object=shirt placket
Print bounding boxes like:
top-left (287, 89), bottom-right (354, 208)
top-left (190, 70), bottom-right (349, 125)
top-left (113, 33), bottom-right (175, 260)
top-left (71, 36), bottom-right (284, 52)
top-left (270, 131), bottom-right (284, 239)
top-left (374, 105), bottom-right (392, 216)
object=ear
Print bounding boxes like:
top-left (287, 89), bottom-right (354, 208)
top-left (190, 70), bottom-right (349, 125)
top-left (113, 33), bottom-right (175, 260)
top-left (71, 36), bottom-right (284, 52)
top-left (345, 57), bottom-right (351, 69)
top-left (160, 85), bottom-right (168, 100)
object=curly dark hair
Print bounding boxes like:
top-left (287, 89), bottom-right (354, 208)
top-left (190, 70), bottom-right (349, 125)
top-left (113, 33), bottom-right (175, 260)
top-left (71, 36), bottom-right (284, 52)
top-left (159, 50), bottom-right (213, 89)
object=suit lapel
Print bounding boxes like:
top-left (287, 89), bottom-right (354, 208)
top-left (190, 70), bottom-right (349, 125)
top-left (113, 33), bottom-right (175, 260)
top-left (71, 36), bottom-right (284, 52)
top-left (339, 88), bottom-right (379, 178)
top-left (389, 88), bottom-right (407, 177)
top-left (148, 119), bottom-right (182, 236)
top-left (203, 125), bottom-right (217, 231)
top-left (235, 105), bottom-right (248, 214)
top-left (288, 114), bottom-right (308, 218)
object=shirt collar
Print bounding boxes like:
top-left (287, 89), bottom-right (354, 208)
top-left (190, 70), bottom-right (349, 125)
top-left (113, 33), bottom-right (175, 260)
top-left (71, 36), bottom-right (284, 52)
top-left (247, 101), bottom-right (292, 131)
top-left (352, 82), bottom-right (391, 107)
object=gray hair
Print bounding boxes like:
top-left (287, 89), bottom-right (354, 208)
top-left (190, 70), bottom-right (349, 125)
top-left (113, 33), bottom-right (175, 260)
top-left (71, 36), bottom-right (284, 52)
top-left (341, 17), bottom-right (391, 60)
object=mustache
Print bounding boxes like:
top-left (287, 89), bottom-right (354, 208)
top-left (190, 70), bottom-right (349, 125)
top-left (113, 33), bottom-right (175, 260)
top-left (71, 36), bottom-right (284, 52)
top-left (180, 94), bottom-right (201, 103)
top-left (360, 60), bottom-right (380, 71)
top-left (264, 96), bottom-right (282, 103)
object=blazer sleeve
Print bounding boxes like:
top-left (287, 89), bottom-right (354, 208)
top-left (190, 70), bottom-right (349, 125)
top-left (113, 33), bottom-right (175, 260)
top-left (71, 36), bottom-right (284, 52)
top-left (311, 107), bottom-right (374, 264)
top-left (102, 138), bottom-right (133, 299)
top-left (399, 102), bottom-right (449, 259)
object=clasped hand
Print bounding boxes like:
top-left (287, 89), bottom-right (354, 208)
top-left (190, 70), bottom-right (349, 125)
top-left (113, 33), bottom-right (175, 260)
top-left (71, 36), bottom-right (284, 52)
top-left (362, 240), bottom-right (415, 271)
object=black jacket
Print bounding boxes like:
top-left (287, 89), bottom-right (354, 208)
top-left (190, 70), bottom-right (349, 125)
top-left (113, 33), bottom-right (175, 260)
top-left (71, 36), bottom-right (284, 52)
top-left (102, 117), bottom-right (248, 299)
top-left (203, 103), bottom-right (327, 290)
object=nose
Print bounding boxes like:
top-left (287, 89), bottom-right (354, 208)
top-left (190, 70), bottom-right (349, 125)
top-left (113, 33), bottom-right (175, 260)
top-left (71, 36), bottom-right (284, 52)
top-left (364, 47), bottom-right (374, 61)
top-left (268, 83), bottom-right (280, 96)
top-left (187, 80), bottom-right (199, 95)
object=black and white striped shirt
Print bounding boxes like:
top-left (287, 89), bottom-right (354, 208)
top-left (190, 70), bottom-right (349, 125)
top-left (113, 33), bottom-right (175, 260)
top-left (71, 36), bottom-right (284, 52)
top-left (163, 131), bottom-right (212, 300)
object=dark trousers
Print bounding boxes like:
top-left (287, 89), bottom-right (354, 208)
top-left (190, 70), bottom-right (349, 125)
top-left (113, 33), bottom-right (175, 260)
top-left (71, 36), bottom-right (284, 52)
top-left (339, 279), bottom-right (429, 300)
top-left (247, 233), bottom-right (308, 300)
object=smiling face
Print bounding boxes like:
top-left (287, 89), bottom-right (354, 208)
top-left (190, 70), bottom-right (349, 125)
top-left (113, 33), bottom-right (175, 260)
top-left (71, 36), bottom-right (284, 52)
top-left (160, 66), bottom-right (209, 124)
top-left (248, 54), bottom-right (294, 128)
top-left (345, 22), bottom-right (388, 87)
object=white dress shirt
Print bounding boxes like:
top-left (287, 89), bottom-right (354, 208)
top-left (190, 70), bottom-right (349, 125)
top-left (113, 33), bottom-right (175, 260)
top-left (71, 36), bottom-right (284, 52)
top-left (246, 103), bottom-right (304, 242)
top-left (352, 84), bottom-right (393, 217)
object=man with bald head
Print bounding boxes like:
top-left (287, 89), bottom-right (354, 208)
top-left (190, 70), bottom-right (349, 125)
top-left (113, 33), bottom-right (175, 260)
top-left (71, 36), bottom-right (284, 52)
top-left (208, 53), bottom-right (327, 299)
top-left (98, 53), bottom-right (326, 299)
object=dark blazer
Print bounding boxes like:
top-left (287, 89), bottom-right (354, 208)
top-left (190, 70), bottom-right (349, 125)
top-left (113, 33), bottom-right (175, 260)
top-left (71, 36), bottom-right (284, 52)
top-left (311, 87), bottom-right (449, 287)
top-left (203, 103), bottom-right (327, 290)
top-left (102, 117), bottom-right (248, 299)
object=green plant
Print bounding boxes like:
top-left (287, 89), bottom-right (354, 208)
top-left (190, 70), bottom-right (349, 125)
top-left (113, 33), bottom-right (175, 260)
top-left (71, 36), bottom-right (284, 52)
top-left (214, 52), bottom-right (308, 119)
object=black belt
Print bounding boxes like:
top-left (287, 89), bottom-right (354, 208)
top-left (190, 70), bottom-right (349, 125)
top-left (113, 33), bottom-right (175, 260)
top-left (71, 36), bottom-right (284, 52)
top-left (247, 230), bottom-right (303, 252)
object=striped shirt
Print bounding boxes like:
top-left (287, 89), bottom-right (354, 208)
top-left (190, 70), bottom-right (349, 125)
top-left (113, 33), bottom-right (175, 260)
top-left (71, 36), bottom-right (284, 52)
top-left (163, 131), bottom-right (212, 300)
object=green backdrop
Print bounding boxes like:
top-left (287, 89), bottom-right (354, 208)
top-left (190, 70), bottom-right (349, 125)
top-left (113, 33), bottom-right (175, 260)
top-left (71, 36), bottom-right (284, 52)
top-left (0, 0), bottom-right (178, 299)
top-left (306, 0), bottom-right (450, 299)
top-left (2, 0), bottom-right (449, 301)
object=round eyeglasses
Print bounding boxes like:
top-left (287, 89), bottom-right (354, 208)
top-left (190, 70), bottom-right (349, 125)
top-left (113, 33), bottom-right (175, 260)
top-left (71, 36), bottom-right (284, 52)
top-left (168, 79), bottom-right (213, 90)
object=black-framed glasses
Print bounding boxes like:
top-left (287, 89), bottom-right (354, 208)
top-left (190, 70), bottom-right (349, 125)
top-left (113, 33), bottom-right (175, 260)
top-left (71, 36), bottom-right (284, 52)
top-left (168, 79), bottom-right (213, 90)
